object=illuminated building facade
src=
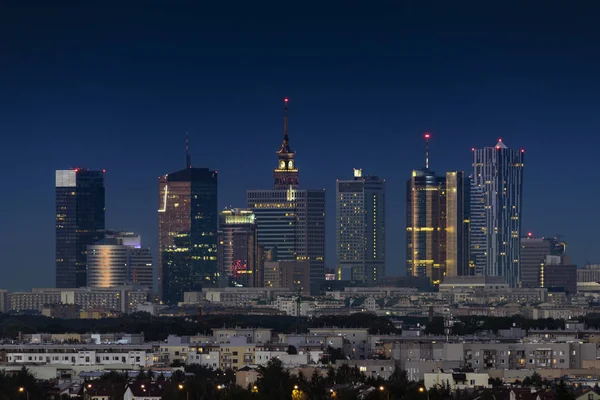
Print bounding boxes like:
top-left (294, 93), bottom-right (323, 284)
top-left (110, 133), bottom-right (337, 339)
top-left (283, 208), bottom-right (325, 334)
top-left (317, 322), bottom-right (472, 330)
top-left (55, 168), bottom-right (105, 288)
top-left (247, 99), bottom-right (325, 293)
top-left (217, 208), bottom-right (261, 287)
top-left (158, 166), bottom-right (218, 303)
top-left (445, 171), bottom-right (471, 277)
top-left (87, 232), bottom-right (153, 290)
top-left (273, 98), bottom-right (299, 189)
top-left (336, 169), bottom-right (386, 283)
top-left (472, 139), bottom-right (524, 287)
top-left (469, 182), bottom-right (487, 275)
top-left (406, 168), bottom-right (446, 283)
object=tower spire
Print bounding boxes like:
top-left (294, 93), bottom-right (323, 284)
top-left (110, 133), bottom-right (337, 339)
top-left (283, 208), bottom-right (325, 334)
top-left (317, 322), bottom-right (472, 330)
top-left (185, 131), bottom-right (191, 168)
top-left (274, 98), bottom-right (299, 189)
top-left (278, 98), bottom-right (292, 153)
top-left (284, 98), bottom-right (289, 139)
top-left (424, 132), bottom-right (431, 169)
top-left (283, 98), bottom-right (289, 148)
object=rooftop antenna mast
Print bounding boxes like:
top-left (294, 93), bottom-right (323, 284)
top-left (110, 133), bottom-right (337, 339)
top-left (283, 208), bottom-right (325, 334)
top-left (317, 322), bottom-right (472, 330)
top-left (185, 131), bottom-right (191, 168)
top-left (424, 132), bottom-right (431, 169)
top-left (284, 98), bottom-right (289, 142)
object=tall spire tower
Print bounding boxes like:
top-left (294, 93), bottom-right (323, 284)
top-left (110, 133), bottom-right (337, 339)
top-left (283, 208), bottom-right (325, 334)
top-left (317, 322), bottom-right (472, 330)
top-left (185, 131), bottom-right (191, 168)
top-left (424, 132), bottom-right (431, 169)
top-left (274, 98), bottom-right (299, 189)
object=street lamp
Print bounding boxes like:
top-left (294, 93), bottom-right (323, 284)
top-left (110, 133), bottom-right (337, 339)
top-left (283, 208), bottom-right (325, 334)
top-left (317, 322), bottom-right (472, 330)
top-left (419, 386), bottom-right (430, 400)
top-left (379, 385), bottom-right (390, 400)
top-left (18, 387), bottom-right (29, 400)
top-left (252, 385), bottom-right (258, 393)
top-left (178, 383), bottom-right (189, 400)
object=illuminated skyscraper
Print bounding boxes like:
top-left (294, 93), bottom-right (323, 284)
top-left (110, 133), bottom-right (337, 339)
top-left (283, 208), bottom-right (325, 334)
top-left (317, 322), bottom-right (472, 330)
top-left (158, 140), bottom-right (218, 303)
top-left (445, 171), bottom-right (471, 277)
top-left (336, 169), bottom-right (386, 283)
top-left (55, 168), bottom-right (105, 288)
top-left (247, 99), bottom-right (325, 293)
top-left (406, 135), bottom-right (472, 283)
top-left (472, 139), bottom-right (524, 287)
top-left (406, 169), bottom-right (446, 283)
top-left (406, 134), bottom-right (446, 283)
top-left (469, 182), bottom-right (487, 275)
top-left (87, 231), bottom-right (153, 290)
top-left (217, 208), bottom-right (261, 287)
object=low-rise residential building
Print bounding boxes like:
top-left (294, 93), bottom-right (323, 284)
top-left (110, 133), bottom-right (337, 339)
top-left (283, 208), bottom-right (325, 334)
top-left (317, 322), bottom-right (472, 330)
top-left (1, 343), bottom-right (158, 368)
top-left (424, 371), bottom-right (489, 390)
top-left (8, 286), bottom-right (150, 314)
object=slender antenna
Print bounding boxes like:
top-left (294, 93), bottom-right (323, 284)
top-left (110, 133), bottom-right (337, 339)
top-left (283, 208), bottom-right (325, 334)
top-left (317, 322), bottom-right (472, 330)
top-left (424, 132), bottom-right (431, 169)
top-left (284, 98), bottom-right (289, 141)
top-left (185, 131), bottom-right (191, 168)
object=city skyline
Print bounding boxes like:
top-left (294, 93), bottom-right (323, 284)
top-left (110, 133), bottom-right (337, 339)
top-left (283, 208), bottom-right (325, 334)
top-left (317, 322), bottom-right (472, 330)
top-left (15, 127), bottom-right (586, 292)
top-left (2, 2), bottom-right (599, 290)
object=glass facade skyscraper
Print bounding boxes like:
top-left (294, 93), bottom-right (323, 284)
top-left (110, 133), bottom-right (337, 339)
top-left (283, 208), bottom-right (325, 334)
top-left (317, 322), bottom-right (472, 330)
top-left (55, 168), bottom-right (105, 288)
top-left (472, 139), bottom-right (524, 287)
top-left (445, 171), bottom-right (472, 277)
top-left (406, 136), bottom-right (472, 284)
top-left (336, 169), bottom-right (386, 283)
top-left (158, 167), bottom-right (218, 303)
top-left (406, 168), bottom-right (446, 283)
top-left (469, 182), bottom-right (487, 276)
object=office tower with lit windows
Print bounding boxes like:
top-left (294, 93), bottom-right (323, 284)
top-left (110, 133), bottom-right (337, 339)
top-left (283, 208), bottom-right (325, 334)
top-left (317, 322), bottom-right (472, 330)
top-left (336, 169), bottom-right (386, 283)
top-left (217, 208), bottom-right (261, 287)
top-left (87, 231), bottom-right (153, 290)
top-left (55, 168), bottom-right (105, 288)
top-left (158, 143), bottom-right (218, 303)
top-left (406, 134), bottom-right (447, 284)
top-left (445, 171), bottom-right (472, 277)
top-left (472, 139), bottom-right (525, 287)
top-left (520, 234), bottom-right (567, 288)
top-left (247, 99), bottom-right (325, 293)
top-left (469, 182), bottom-right (487, 275)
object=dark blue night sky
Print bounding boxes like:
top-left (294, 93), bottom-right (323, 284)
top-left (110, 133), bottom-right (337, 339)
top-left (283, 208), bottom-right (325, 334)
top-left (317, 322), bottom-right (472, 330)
top-left (1, 1), bottom-right (599, 290)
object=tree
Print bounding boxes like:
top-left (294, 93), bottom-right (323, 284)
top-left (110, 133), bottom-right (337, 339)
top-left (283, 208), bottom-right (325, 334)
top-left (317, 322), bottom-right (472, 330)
top-left (556, 380), bottom-right (574, 400)
top-left (320, 346), bottom-right (345, 364)
top-left (287, 345), bottom-right (298, 355)
top-left (307, 369), bottom-right (328, 400)
top-left (523, 371), bottom-right (543, 387)
top-left (136, 368), bottom-right (148, 381)
top-left (488, 377), bottom-right (503, 388)
top-left (255, 358), bottom-right (293, 400)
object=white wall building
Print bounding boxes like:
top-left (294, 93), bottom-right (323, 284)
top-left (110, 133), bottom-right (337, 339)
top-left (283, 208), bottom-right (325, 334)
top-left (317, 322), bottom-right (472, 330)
top-left (424, 371), bottom-right (489, 390)
top-left (3, 344), bottom-right (157, 368)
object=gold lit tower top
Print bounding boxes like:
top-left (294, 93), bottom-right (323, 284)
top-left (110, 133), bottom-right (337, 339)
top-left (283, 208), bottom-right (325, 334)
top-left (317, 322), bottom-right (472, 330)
top-left (274, 98), bottom-right (299, 189)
